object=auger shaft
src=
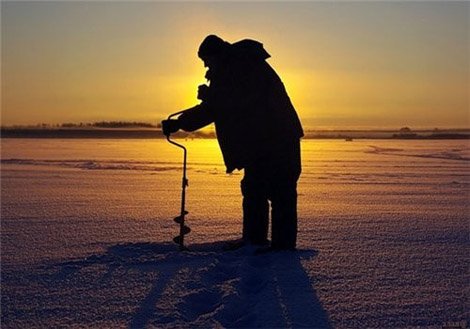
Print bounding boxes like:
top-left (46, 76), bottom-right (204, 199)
top-left (167, 136), bottom-right (189, 250)
top-left (166, 111), bottom-right (190, 251)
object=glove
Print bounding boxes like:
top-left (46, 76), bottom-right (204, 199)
top-left (161, 119), bottom-right (180, 136)
top-left (197, 84), bottom-right (210, 101)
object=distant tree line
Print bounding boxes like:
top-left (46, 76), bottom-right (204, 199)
top-left (60, 121), bottom-right (157, 128)
top-left (2, 122), bottom-right (158, 128)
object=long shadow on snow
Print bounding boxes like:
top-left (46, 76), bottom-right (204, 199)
top-left (34, 241), bottom-right (331, 328)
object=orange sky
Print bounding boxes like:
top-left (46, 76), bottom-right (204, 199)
top-left (1, 2), bottom-right (469, 129)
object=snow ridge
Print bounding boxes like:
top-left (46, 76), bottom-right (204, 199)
top-left (366, 146), bottom-right (470, 161)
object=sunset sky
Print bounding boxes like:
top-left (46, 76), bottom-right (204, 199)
top-left (2, 1), bottom-right (468, 129)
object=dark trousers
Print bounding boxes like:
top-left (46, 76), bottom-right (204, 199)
top-left (241, 139), bottom-right (301, 249)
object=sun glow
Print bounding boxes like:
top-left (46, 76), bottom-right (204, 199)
top-left (2, 2), bottom-right (468, 129)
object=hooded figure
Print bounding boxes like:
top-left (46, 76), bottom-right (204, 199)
top-left (164, 35), bottom-right (303, 250)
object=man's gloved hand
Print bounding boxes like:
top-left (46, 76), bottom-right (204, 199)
top-left (197, 84), bottom-right (210, 101)
top-left (161, 119), bottom-right (180, 136)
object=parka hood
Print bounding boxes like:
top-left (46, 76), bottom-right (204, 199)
top-left (231, 39), bottom-right (271, 61)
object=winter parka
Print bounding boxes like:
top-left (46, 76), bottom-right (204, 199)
top-left (179, 39), bottom-right (304, 173)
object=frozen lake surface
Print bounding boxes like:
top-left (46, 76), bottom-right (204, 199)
top-left (1, 138), bottom-right (469, 328)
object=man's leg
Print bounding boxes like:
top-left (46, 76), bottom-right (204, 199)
top-left (270, 139), bottom-right (301, 250)
top-left (271, 182), bottom-right (298, 250)
top-left (241, 166), bottom-right (269, 245)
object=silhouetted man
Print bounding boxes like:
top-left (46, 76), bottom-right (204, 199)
top-left (163, 35), bottom-right (303, 251)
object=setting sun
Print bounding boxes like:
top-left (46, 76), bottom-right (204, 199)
top-left (1, 2), bottom-right (469, 328)
top-left (2, 1), bottom-right (468, 129)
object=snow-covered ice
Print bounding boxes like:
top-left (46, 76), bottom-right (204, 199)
top-left (1, 138), bottom-right (469, 328)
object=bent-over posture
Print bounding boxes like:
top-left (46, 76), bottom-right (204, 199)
top-left (163, 35), bottom-right (303, 251)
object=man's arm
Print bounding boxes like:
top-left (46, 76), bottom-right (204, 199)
top-left (178, 104), bottom-right (214, 132)
top-left (162, 104), bottom-right (214, 136)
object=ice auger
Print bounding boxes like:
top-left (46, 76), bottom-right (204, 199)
top-left (164, 111), bottom-right (190, 251)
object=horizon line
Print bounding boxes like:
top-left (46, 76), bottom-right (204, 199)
top-left (1, 124), bottom-right (470, 132)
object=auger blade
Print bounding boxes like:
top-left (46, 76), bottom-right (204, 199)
top-left (173, 225), bottom-right (191, 245)
top-left (173, 211), bottom-right (189, 224)
top-left (181, 225), bottom-right (191, 235)
top-left (173, 236), bottom-right (182, 244)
